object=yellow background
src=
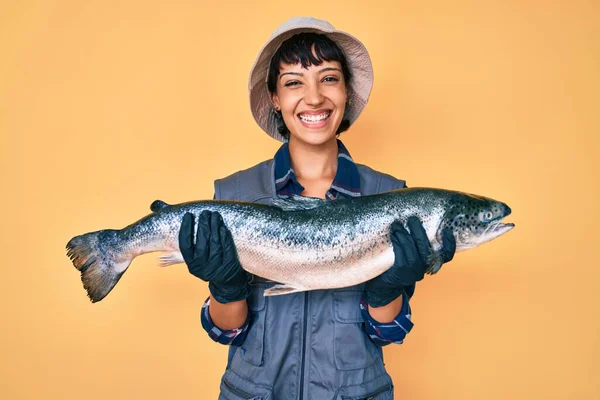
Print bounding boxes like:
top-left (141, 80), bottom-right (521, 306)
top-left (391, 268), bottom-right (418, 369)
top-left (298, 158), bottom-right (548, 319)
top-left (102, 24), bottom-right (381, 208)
top-left (1, 1), bottom-right (598, 399)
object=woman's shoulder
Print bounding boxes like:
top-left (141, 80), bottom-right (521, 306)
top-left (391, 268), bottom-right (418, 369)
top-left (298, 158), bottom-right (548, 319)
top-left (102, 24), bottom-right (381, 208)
top-left (216, 159), bottom-right (273, 182)
top-left (354, 162), bottom-right (407, 193)
top-left (214, 159), bottom-right (274, 201)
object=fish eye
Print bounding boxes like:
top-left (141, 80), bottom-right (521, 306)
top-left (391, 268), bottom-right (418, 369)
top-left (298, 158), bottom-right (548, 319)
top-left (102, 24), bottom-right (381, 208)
top-left (479, 210), bottom-right (494, 222)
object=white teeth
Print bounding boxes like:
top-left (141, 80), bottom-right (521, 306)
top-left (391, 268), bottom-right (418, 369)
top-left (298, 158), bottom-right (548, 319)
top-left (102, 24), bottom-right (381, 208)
top-left (299, 111), bottom-right (331, 123)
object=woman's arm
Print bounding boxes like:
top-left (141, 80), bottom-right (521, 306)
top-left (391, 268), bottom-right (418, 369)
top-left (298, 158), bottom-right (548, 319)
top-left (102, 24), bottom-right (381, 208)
top-left (209, 296), bottom-right (249, 330)
top-left (366, 295), bottom-right (402, 323)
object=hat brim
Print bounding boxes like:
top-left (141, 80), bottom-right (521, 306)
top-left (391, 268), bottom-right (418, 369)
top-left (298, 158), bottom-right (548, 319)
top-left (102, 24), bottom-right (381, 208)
top-left (249, 26), bottom-right (374, 142)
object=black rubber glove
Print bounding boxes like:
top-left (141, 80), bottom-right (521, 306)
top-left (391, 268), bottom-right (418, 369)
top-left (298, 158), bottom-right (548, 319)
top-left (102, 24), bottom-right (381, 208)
top-left (178, 210), bottom-right (250, 304)
top-left (365, 216), bottom-right (456, 308)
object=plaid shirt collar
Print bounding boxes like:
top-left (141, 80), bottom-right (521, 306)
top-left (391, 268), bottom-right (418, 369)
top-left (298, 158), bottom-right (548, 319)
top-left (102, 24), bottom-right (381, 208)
top-left (273, 139), bottom-right (361, 200)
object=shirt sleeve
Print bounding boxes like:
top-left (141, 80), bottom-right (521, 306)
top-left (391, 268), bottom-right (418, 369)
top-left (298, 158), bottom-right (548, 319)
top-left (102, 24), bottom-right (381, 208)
top-left (360, 289), bottom-right (414, 346)
top-left (200, 296), bottom-right (251, 346)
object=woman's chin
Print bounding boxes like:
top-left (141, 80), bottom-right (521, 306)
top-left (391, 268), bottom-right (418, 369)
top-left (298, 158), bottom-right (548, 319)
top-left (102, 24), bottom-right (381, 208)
top-left (290, 129), bottom-right (338, 146)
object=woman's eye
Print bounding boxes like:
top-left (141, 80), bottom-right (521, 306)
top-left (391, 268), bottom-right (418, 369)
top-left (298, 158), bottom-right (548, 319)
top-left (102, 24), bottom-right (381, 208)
top-left (323, 76), bottom-right (340, 82)
top-left (284, 81), bottom-right (300, 87)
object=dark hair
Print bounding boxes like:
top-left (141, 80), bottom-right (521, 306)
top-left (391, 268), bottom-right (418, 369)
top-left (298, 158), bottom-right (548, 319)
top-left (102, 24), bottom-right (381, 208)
top-left (267, 32), bottom-right (352, 139)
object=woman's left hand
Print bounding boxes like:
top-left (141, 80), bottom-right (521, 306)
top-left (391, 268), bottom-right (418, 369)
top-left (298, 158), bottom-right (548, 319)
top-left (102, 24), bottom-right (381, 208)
top-left (364, 216), bottom-right (456, 308)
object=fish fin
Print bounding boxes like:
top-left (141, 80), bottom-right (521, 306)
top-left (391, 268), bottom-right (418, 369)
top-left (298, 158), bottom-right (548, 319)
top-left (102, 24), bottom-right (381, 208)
top-left (66, 230), bottom-right (132, 303)
top-left (263, 284), bottom-right (307, 296)
top-left (425, 252), bottom-right (444, 275)
top-left (150, 200), bottom-right (170, 212)
top-left (158, 252), bottom-right (184, 267)
top-left (271, 195), bottom-right (327, 211)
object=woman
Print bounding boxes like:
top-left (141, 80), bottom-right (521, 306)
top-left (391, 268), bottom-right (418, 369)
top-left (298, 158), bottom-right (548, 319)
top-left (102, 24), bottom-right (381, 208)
top-left (178, 17), bottom-right (456, 399)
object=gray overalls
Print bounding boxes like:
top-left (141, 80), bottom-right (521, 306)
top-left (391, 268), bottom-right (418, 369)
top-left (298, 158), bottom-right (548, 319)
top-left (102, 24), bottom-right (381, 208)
top-left (213, 159), bottom-right (406, 400)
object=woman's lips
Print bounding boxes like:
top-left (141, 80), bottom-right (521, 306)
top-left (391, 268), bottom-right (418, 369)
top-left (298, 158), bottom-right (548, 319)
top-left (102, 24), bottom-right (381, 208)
top-left (297, 111), bottom-right (332, 129)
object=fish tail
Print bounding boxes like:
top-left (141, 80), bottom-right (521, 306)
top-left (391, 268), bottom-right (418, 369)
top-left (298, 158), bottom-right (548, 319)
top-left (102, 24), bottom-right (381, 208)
top-left (66, 229), bottom-right (132, 303)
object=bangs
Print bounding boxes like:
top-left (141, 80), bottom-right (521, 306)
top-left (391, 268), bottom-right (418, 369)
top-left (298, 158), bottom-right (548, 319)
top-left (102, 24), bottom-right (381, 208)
top-left (277, 33), bottom-right (345, 70)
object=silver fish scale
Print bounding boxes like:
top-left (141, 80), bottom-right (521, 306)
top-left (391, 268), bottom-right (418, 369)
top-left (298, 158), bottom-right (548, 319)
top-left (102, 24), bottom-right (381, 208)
top-left (118, 191), bottom-right (448, 290)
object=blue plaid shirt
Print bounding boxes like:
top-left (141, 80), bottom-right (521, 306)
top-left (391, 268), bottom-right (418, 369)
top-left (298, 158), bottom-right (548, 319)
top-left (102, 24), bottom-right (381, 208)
top-left (274, 139), bottom-right (362, 199)
top-left (200, 139), bottom-right (414, 346)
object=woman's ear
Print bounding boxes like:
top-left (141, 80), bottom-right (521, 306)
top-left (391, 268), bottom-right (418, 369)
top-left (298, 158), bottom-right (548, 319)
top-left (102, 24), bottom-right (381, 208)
top-left (271, 93), bottom-right (280, 111)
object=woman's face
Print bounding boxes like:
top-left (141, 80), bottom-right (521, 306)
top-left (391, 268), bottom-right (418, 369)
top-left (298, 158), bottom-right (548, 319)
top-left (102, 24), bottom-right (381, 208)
top-left (271, 56), bottom-right (347, 147)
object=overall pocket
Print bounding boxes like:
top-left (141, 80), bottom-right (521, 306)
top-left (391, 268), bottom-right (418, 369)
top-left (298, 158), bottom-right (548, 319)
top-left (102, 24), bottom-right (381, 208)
top-left (332, 290), bottom-right (380, 371)
top-left (218, 369), bottom-right (273, 400)
top-left (338, 375), bottom-right (394, 400)
top-left (238, 282), bottom-right (267, 367)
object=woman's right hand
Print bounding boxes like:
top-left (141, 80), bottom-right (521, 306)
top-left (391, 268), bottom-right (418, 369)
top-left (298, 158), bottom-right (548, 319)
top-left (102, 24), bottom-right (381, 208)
top-left (178, 210), bottom-right (250, 303)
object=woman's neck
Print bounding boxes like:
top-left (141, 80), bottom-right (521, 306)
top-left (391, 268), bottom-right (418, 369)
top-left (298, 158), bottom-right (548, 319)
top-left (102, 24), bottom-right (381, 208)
top-left (288, 137), bottom-right (338, 181)
top-left (287, 136), bottom-right (339, 199)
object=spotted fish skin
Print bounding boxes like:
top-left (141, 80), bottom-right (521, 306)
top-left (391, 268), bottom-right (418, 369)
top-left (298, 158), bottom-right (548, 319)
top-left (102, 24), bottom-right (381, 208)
top-left (66, 188), bottom-right (514, 302)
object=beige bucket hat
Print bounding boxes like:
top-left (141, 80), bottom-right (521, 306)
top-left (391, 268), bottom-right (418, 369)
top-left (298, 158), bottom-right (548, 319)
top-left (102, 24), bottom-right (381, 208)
top-left (248, 16), bottom-right (374, 142)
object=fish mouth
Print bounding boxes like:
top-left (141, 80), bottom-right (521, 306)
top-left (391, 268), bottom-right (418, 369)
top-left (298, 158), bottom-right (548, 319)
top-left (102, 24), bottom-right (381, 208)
top-left (484, 213), bottom-right (515, 241)
top-left (460, 215), bottom-right (515, 251)
top-left (491, 220), bottom-right (515, 234)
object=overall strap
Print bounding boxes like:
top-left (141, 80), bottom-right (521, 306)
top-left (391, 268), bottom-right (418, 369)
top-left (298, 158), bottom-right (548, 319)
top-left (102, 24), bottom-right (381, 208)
top-left (214, 159), bottom-right (276, 202)
top-left (356, 163), bottom-right (406, 195)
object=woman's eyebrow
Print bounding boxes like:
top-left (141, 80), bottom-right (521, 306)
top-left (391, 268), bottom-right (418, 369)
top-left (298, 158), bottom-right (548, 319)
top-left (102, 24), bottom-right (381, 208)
top-left (280, 71), bottom-right (303, 79)
top-left (318, 67), bottom-right (342, 73)
top-left (279, 67), bottom-right (342, 80)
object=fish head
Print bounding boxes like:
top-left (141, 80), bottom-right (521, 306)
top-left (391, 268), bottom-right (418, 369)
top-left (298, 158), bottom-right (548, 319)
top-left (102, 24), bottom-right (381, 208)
top-left (439, 192), bottom-right (515, 252)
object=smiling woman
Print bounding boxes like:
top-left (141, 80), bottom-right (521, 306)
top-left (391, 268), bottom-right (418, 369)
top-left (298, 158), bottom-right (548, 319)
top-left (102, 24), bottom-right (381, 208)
top-left (178, 16), bottom-right (457, 400)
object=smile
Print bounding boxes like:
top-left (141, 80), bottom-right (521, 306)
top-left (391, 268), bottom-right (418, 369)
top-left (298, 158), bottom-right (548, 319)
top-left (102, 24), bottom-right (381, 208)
top-left (298, 111), bottom-right (331, 124)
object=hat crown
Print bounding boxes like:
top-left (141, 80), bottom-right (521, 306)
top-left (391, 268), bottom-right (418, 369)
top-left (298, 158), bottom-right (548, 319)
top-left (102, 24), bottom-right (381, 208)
top-left (270, 17), bottom-right (336, 39)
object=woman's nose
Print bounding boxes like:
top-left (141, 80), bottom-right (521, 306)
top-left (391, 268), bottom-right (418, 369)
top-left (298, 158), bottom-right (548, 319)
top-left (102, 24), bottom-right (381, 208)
top-left (304, 83), bottom-right (324, 106)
